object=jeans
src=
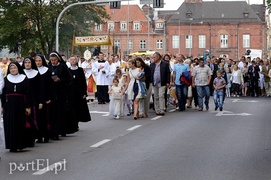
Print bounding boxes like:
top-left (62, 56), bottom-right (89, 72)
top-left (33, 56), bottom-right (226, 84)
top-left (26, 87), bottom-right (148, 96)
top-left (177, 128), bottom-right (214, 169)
top-left (196, 85), bottom-right (210, 109)
top-left (175, 85), bottom-right (188, 111)
top-left (213, 90), bottom-right (224, 109)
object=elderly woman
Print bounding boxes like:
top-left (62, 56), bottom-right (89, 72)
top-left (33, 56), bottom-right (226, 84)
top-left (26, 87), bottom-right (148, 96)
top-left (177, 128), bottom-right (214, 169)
top-left (2, 62), bottom-right (31, 152)
top-left (48, 51), bottom-right (72, 140)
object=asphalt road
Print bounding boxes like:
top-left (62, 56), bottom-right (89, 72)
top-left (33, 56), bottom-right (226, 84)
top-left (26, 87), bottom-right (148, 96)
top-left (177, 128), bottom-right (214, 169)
top-left (1, 96), bottom-right (271, 180)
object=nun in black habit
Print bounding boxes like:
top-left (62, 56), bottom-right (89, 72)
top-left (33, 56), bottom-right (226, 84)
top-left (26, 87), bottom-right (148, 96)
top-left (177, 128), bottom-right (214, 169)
top-left (48, 51), bottom-right (72, 140)
top-left (68, 55), bottom-right (91, 132)
top-left (22, 57), bottom-right (41, 147)
top-left (1, 62), bottom-right (31, 152)
top-left (35, 54), bottom-right (52, 143)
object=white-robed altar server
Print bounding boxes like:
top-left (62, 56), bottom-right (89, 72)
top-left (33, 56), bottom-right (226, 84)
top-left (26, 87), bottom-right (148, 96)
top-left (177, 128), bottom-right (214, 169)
top-left (92, 52), bottom-right (110, 104)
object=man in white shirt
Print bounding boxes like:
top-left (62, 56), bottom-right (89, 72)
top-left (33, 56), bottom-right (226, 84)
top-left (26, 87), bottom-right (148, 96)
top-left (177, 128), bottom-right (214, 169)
top-left (92, 52), bottom-right (110, 104)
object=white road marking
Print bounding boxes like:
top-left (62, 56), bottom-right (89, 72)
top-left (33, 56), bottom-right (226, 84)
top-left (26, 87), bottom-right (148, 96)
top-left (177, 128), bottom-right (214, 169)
top-left (90, 139), bottom-right (111, 148)
top-left (32, 160), bottom-right (67, 175)
top-left (232, 99), bottom-right (258, 103)
top-left (89, 111), bottom-right (109, 114)
top-left (127, 125), bottom-right (142, 131)
top-left (102, 113), bottom-right (109, 116)
top-left (215, 111), bottom-right (252, 116)
top-left (151, 116), bottom-right (162, 120)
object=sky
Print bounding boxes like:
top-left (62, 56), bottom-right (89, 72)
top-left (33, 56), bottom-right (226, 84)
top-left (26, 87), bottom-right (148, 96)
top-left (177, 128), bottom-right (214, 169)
top-left (122, 0), bottom-right (264, 10)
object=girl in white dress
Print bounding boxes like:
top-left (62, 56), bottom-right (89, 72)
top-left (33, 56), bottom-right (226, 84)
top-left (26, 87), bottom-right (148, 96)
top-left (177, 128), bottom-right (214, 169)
top-left (108, 78), bottom-right (123, 119)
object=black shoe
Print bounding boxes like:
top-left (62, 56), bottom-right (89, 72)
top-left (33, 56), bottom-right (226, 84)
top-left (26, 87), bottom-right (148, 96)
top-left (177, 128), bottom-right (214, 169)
top-left (98, 102), bottom-right (102, 104)
top-left (52, 136), bottom-right (59, 140)
top-left (198, 108), bottom-right (203, 111)
top-left (206, 105), bottom-right (209, 111)
top-left (44, 138), bottom-right (49, 143)
top-left (10, 149), bottom-right (17, 152)
top-left (220, 108), bottom-right (223, 111)
top-left (134, 117), bottom-right (137, 120)
top-left (215, 107), bottom-right (218, 111)
top-left (127, 113), bottom-right (131, 116)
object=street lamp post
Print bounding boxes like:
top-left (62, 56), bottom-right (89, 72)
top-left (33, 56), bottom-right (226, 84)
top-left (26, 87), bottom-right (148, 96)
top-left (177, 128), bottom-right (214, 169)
top-left (56, 0), bottom-right (129, 52)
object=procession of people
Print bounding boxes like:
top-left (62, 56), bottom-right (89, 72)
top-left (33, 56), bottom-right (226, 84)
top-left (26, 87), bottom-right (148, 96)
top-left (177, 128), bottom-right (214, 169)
top-left (0, 49), bottom-right (270, 155)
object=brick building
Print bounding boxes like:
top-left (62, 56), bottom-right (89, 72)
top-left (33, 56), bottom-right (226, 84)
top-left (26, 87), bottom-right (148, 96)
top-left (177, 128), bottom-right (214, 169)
top-left (165, 0), bottom-right (267, 59)
top-left (94, 1), bottom-right (267, 59)
top-left (93, 4), bottom-right (164, 56)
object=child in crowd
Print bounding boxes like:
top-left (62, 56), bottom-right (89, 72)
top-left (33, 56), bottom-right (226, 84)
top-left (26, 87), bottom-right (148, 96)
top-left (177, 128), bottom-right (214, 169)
top-left (108, 78), bottom-right (124, 119)
top-left (213, 70), bottom-right (226, 111)
top-left (121, 74), bottom-right (133, 116)
top-left (226, 68), bottom-right (232, 97)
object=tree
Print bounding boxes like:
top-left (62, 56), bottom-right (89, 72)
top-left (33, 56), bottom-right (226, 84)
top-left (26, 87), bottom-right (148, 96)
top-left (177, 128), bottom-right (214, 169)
top-left (0, 0), bottom-right (110, 56)
top-left (268, 0), bottom-right (271, 14)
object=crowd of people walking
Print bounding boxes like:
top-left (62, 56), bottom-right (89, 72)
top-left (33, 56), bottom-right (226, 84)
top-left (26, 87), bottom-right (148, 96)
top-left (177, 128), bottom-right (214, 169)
top-left (0, 49), bottom-right (270, 155)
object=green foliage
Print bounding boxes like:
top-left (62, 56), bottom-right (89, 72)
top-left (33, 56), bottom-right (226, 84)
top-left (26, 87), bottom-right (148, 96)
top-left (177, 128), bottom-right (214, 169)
top-left (268, 0), bottom-right (271, 14)
top-left (0, 0), bottom-right (110, 56)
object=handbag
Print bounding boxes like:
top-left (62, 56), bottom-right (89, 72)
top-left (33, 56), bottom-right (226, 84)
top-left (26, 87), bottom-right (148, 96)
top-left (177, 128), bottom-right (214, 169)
top-left (180, 71), bottom-right (192, 86)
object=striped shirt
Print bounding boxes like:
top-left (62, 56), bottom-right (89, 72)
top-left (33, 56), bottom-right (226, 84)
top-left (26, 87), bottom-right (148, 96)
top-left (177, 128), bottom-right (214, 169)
top-left (192, 65), bottom-right (212, 86)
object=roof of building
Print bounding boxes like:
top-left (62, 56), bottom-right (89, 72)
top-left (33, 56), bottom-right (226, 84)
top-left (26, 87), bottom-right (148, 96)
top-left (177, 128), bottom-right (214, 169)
top-left (104, 5), bottom-right (148, 22)
top-left (168, 1), bottom-right (263, 24)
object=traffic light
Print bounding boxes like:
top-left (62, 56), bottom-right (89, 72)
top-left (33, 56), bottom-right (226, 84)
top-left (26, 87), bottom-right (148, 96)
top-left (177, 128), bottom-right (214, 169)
top-left (153, 0), bottom-right (164, 8)
top-left (110, 1), bottom-right (121, 9)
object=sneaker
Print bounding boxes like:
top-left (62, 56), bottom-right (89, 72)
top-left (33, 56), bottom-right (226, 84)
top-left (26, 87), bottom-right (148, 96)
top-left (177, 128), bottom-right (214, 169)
top-left (237, 95), bottom-right (240, 97)
top-left (116, 115), bottom-right (120, 119)
top-left (198, 108), bottom-right (203, 111)
top-left (215, 107), bottom-right (218, 111)
top-left (206, 105), bottom-right (209, 111)
top-left (219, 108), bottom-right (223, 111)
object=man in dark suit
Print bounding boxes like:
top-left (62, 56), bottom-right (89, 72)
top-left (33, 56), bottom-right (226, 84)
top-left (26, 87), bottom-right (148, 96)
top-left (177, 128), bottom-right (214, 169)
top-left (150, 52), bottom-right (171, 115)
top-left (248, 60), bottom-right (260, 97)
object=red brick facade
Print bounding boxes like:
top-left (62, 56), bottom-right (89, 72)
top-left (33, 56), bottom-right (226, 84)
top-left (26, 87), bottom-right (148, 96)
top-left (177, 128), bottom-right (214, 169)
top-left (94, 3), bottom-right (267, 60)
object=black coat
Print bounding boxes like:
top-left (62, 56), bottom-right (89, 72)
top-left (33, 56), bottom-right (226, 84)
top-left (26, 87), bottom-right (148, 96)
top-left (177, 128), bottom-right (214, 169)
top-left (248, 64), bottom-right (260, 79)
top-left (150, 60), bottom-right (170, 86)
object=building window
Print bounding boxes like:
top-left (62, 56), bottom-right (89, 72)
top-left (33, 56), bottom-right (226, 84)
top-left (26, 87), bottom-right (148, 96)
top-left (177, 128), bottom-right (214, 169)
top-left (243, 34), bottom-right (250, 48)
top-left (95, 24), bottom-right (102, 31)
top-left (128, 40), bottom-right (133, 50)
top-left (108, 22), bottom-right (114, 30)
top-left (101, 45), bottom-right (108, 50)
top-left (133, 22), bottom-right (140, 30)
top-left (114, 40), bottom-right (121, 48)
top-left (120, 22), bottom-right (127, 31)
top-left (220, 34), bottom-right (228, 48)
top-left (185, 35), bottom-right (192, 49)
top-left (199, 35), bottom-right (206, 48)
top-left (140, 40), bottom-right (146, 49)
top-left (156, 40), bottom-right (163, 49)
top-left (172, 35), bottom-right (180, 49)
